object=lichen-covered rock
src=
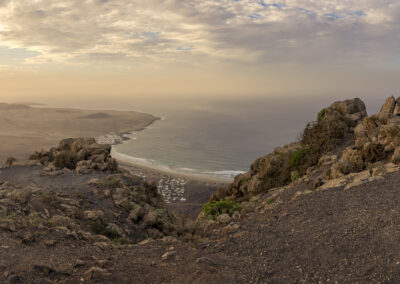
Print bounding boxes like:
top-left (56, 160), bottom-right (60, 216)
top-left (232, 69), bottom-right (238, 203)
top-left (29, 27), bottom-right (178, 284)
top-left (30, 137), bottom-right (118, 174)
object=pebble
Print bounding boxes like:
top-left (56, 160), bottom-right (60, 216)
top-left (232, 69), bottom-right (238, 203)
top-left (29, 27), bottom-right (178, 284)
top-left (162, 251), bottom-right (177, 261)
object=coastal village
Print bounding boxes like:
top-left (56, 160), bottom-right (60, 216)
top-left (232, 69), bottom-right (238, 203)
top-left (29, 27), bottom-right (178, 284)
top-left (96, 132), bottom-right (125, 145)
top-left (127, 169), bottom-right (187, 204)
top-left (97, 132), bottom-right (188, 204)
top-left (157, 177), bottom-right (187, 204)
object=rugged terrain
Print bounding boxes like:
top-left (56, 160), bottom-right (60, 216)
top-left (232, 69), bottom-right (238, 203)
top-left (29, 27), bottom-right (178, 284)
top-left (1, 97), bottom-right (400, 283)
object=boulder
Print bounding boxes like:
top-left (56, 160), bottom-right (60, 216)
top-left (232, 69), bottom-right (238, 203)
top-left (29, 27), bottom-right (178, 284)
top-left (58, 138), bottom-right (75, 151)
top-left (143, 211), bottom-right (158, 226)
top-left (216, 213), bottom-right (231, 224)
top-left (329, 98), bottom-right (367, 125)
top-left (83, 267), bottom-right (111, 280)
top-left (379, 96), bottom-right (396, 116)
top-left (128, 205), bottom-right (145, 221)
top-left (10, 188), bottom-right (31, 204)
top-left (71, 137), bottom-right (96, 153)
top-left (49, 216), bottom-right (74, 229)
top-left (392, 147), bottom-right (400, 164)
top-left (337, 148), bottom-right (364, 175)
top-left (84, 210), bottom-right (104, 221)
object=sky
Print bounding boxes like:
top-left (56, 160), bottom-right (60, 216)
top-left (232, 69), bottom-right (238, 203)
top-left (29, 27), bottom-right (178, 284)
top-left (0, 0), bottom-right (399, 100)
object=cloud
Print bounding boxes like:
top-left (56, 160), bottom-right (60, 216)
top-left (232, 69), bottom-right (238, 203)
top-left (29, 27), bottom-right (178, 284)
top-left (0, 0), bottom-right (399, 68)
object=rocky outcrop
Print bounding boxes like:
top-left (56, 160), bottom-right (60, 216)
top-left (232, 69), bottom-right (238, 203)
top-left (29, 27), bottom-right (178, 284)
top-left (0, 140), bottom-right (194, 247)
top-left (212, 97), bottom-right (400, 202)
top-left (30, 137), bottom-right (118, 175)
top-left (214, 98), bottom-right (369, 200)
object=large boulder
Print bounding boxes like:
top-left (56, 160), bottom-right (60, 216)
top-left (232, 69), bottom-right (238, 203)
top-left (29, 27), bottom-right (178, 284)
top-left (329, 98), bottom-right (367, 126)
top-left (31, 138), bottom-right (118, 174)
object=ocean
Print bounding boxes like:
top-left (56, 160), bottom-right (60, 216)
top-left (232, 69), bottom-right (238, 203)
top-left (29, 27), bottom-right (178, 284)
top-left (42, 95), bottom-right (384, 181)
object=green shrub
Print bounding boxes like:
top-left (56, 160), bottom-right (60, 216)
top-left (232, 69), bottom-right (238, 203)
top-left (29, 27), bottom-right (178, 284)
top-left (318, 108), bottom-right (326, 121)
top-left (267, 198), bottom-right (274, 204)
top-left (240, 178), bottom-right (248, 186)
top-left (290, 148), bottom-right (310, 167)
top-left (104, 227), bottom-right (119, 239)
top-left (90, 219), bottom-right (106, 234)
top-left (123, 201), bottom-right (134, 212)
top-left (301, 118), bottom-right (346, 167)
top-left (291, 171), bottom-right (300, 182)
top-left (54, 151), bottom-right (77, 169)
top-left (202, 200), bottom-right (242, 220)
top-left (109, 179), bottom-right (120, 188)
top-left (113, 237), bottom-right (129, 245)
top-left (42, 191), bottom-right (63, 207)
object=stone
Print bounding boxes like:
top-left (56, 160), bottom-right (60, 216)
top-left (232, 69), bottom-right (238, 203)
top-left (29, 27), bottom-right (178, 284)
top-left (380, 96), bottom-right (396, 115)
top-left (161, 236), bottom-right (178, 243)
top-left (70, 137), bottom-right (96, 153)
top-left (392, 147), bottom-right (400, 164)
top-left (162, 251), bottom-right (177, 261)
top-left (337, 148), bottom-right (364, 174)
top-left (83, 267), bottom-right (111, 280)
top-left (92, 154), bottom-right (106, 163)
top-left (10, 188), bottom-right (31, 204)
top-left (84, 210), bottom-right (104, 221)
top-left (318, 178), bottom-right (347, 190)
top-left (49, 216), bottom-right (73, 229)
top-left (106, 223), bottom-right (125, 237)
top-left (330, 98), bottom-right (367, 116)
top-left (143, 211), bottom-right (158, 226)
top-left (195, 257), bottom-right (217, 266)
top-left (312, 178), bottom-right (324, 189)
top-left (44, 240), bottom-right (56, 247)
top-left (216, 213), bottom-right (231, 224)
top-left (127, 205), bottom-right (145, 221)
top-left (232, 211), bottom-right (240, 220)
top-left (58, 138), bottom-right (75, 151)
top-left (76, 149), bottom-right (88, 161)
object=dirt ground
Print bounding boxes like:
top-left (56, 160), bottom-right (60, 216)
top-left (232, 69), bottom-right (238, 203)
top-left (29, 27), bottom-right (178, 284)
top-left (1, 165), bottom-right (400, 283)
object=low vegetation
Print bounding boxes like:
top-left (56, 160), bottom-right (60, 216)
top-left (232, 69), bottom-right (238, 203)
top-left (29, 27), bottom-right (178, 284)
top-left (291, 171), bottom-right (300, 182)
top-left (54, 150), bottom-right (78, 169)
top-left (318, 108), bottom-right (326, 121)
top-left (202, 200), bottom-right (242, 220)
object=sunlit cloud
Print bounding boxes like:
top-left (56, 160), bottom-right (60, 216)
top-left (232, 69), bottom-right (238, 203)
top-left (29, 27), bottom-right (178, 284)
top-left (0, 0), bottom-right (398, 69)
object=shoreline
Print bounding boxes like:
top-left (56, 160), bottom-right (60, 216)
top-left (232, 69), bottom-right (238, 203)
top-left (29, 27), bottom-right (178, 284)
top-left (117, 158), bottom-right (229, 185)
top-left (105, 117), bottom-right (239, 184)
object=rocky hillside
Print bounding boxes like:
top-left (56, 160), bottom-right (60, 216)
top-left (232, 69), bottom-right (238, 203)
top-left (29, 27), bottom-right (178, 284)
top-left (1, 138), bottom-right (194, 248)
top-left (212, 97), bottom-right (400, 202)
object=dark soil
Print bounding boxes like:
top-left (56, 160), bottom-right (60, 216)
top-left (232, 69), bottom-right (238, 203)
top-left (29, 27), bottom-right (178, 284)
top-left (1, 166), bottom-right (400, 283)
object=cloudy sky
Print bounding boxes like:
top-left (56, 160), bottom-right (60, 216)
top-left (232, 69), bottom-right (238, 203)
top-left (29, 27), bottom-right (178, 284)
top-left (0, 0), bottom-right (399, 100)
